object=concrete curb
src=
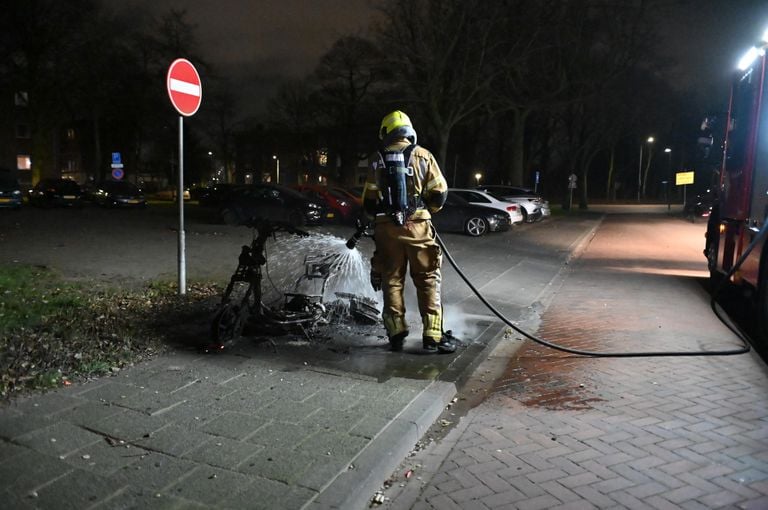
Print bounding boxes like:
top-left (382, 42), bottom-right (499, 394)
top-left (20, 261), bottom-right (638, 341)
top-left (308, 319), bottom-right (502, 509)
top-left (308, 380), bottom-right (456, 509)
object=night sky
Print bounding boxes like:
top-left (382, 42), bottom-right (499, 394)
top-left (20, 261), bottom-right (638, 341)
top-left (114, 0), bottom-right (768, 117)
top-left (116, 0), bottom-right (378, 116)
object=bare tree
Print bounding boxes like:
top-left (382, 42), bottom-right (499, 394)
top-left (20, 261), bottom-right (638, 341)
top-left (491, 0), bottom-right (657, 191)
top-left (374, 0), bottom-right (501, 167)
top-left (199, 78), bottom-right (240, 184)
top-left (311, 36), bottom-right (384, 185)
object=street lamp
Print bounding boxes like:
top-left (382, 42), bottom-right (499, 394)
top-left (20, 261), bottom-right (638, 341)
top-left (637, 136), bottom-right (654, 201)
top-left (272, 155), bottom-right (280, 184)
top-left (475, 172), bottom-right (482, 186)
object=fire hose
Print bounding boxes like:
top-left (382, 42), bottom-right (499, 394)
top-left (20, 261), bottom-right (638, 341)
top-left (348, 218), bottom-right (767, 357)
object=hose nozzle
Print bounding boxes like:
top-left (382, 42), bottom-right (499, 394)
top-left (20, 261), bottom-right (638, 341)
top-left (346, 230), bottom-right (363, 250)
top-left (346, 220), bottom-right (370, 250)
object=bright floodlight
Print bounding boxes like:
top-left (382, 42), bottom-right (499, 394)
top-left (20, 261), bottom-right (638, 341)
top-left (763, 26), bottom-right (768, 43)
top-left (739, 47), bottom-right (760, 71)
top-left (647, 137), bottom-right (655, 143)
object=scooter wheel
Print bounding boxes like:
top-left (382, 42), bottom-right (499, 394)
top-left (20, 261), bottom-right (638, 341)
top-left (210, 303), bottom-right (244, 347)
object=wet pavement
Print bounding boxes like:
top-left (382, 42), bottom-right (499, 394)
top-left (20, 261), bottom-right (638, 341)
top-left (0, 205), bottom-right (599, 509)
top-left (381, 211), bottom-right (768, 509)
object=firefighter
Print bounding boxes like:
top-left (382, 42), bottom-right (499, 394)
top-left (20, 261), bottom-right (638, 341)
top-left (363, 110), bottom-right (457, 353)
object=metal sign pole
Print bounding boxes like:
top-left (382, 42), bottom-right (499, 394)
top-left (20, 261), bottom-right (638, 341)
top-left (178, 116), bottom-right (186, 295)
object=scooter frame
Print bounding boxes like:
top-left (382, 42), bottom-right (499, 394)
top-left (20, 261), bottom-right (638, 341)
top-left (208, 219), bottom-right (333, 349)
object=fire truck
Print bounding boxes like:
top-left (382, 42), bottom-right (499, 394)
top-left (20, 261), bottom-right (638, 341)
top-left (705, 26), bottom-right (768, 341)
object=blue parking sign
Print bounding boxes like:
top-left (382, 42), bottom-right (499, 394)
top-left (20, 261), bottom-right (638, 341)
top-left (112, 152), bottom-right (122, 164)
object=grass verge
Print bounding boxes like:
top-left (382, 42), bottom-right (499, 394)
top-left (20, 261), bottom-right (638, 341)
top-left (0, 264), bottom-right (219, 399)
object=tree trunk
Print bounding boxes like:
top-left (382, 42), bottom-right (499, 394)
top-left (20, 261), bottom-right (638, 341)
top-left (606, 147), bottom-right (615, 200)
top-left (92, 113), bottom-right (102, 181)
top-left (434, 128), bottom-right (451, 171)
top-left (503, 108), bottom-right (530, 185)
top-left (642, 150), bottom-right (654, 198)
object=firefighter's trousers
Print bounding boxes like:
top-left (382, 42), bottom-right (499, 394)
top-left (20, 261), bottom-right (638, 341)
top-left (373, 218), bottom-right (442, 341)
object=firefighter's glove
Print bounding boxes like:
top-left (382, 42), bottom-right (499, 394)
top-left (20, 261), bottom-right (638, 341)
top-left (370, 270), bottom-right (382, 291)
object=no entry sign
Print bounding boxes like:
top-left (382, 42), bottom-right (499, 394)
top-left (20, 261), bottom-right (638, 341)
top-left (166, 58), bottom-right (202, 116)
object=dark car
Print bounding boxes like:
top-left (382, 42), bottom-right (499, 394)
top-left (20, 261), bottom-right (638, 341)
top-left (432, 191), bottom-right (511, 236)
top-left (292, 184), bottom-right (361, 224)
top-left (84, 180), bottom-right (146, 208)
top-left (191, 183), bottom-right (242, 207)
top-left (28, 178), bottom-right (83, 207)
top-left (330, 186), bottom-right (363, 208)
top-left (0, 171), bottom-right (23, 208)
top-left (219, 183), bottom-right (325, 227)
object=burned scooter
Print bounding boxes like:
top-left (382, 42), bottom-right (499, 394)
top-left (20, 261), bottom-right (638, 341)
top-left (205, 218), bottom-right (378, 351)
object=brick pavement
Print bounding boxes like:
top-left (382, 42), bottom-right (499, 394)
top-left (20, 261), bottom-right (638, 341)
top-left (0, 348), bottom-right (458, 510)
top-left (385, 214), bottom-right (768, 510)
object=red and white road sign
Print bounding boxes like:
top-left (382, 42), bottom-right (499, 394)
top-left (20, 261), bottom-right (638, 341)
top-left (166, 58), bottom-right (202, 116)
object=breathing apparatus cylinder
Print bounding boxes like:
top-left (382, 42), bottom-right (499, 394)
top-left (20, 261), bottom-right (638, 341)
top-left (382, 151), bottom-right (412, 226)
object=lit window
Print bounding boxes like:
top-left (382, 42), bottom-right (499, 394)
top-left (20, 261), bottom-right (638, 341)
top-left (17, 155), bottom-right (31, 170)
top-left (66, 128), bottom-right (75, 140)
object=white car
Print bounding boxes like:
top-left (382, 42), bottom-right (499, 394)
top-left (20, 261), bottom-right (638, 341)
top-left (448, 188), bottom-right (524, 224)
top-left (477, 185), bottom-right (550, 222)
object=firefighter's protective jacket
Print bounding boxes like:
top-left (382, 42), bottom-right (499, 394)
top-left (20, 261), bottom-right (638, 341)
top-left (363, 138), bottom-right (448, 342)
top-left (362, 139), bottom-right (447, 223)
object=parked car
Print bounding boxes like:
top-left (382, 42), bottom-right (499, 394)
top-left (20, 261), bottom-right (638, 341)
top-left (153, 187), bottom-right (191, 201)
top-left (192, 183), bottom-right (242, 207)
top-left (448, 188), bottom-right (524, 224)
top-left (84, 180), bottom-right (146, 208)
top-left (348, 186), bottom-right (366, 201)
top-left (432, 191), bottom-right (511, 236)
top-left (0, 171), bottom-right (23, 208)
top-left (28, 178), bottom-right (83, 208)
top-left (292, 184), bottom-right (361, 224)
top-left (219, 183), bottom-right (325, 227)
top-left (330, 186), bottom-right (363, 207)
top-left (476, 185), bottom-right (550, 221)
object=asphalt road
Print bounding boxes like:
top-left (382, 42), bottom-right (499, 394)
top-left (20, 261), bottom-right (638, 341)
top-left (0, 202), bottom-right (597, 331)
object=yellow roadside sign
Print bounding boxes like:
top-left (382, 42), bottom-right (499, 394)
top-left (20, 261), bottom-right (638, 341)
top-left (676, 171), bottom-right (695, 185)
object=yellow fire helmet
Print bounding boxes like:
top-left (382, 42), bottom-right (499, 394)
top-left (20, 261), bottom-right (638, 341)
top-left (379, 110), bottom-right (417, 144)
